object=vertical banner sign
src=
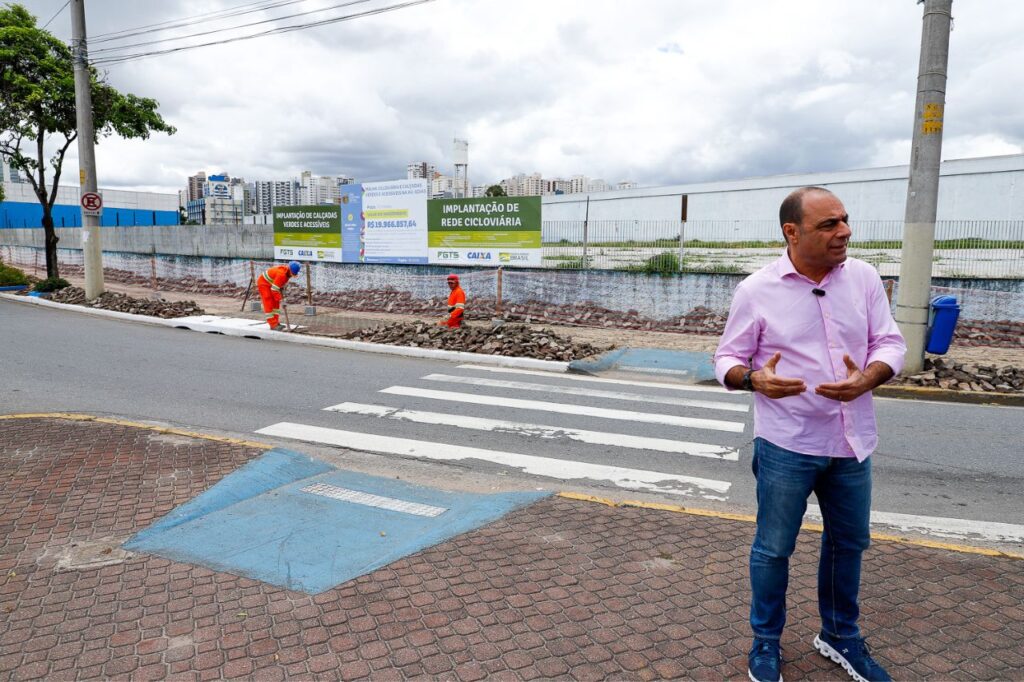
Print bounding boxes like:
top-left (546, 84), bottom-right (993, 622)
top-left (340, 184), bottom-right (364, 263)
top-left (427, 196), bottom-right (542, 266)
top-left (272, 205), bottom-right (342, 262)
top-left (361, 179), bottom-right (429, 264)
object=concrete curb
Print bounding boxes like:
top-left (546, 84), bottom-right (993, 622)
top-left (875, 383), bottom-right (1024, 407)
top-left (1, 293), bottom-right (571, 373)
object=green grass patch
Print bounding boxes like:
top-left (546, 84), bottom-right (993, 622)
top-left (553, 256), bottom-right (588, 269)
top-left (682, 263), bottom-right (745, 274)
top-left (33, 276), bottom-right (71, 293)
top-left (0, 264), bottom-right (29, 286)
top-left (621, 252), bottom-right (681, 275)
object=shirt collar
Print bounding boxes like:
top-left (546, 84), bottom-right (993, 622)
top-left (775, 249), bottom-right (847, 283)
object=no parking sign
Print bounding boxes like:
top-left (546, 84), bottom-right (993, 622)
top-left (80, 191), bottom-right (102, 217)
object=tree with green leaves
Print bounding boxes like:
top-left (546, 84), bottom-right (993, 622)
top-left (485, 184), bottom-right (507, 197)
top-left (0, 4), bottom-right (175, 278)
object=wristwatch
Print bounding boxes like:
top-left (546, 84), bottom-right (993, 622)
top-left (741, 369), bottom-right (755, 392)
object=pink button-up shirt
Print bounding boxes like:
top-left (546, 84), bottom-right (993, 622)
top-left (714, 253), bottom-right (906, 461)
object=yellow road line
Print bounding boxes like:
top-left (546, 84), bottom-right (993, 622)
top-left (4, 415), bottom-right (1019, 560)
top-left (0, 413), bottom-right (272, 450)
top-left (557, 492), bottom-right (1024, 561)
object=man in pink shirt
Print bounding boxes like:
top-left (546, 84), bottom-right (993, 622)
top-left (714, 187), bottom-right (906, 682)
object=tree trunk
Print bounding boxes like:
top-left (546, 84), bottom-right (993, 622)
top-left (42, 209), bottom-right (59, 279)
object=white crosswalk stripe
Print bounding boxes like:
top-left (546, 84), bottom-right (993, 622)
top-left (324, 402), bottom-right (740, 460)
top-left (256, 365), bottom-right (748, 501)
top-left (421, 374), bottom-right (749, 413)
top-left (255, 422), bottom-right (733, 500)
top-left (380, 386), bottom-right (746, 432)
top-left (805, 505), bottom-right (1024, 545)
top-left (456, 365), bottom-right (731, 394)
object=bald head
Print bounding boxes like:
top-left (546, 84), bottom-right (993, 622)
top-left (779, 186), bottom-right (835, 235)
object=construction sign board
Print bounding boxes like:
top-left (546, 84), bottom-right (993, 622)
top-left (427, 196), bottom-right (542, 267)
top-left (360, 179), bottom-right (429, 264)
top-left (273, 205), bottom-right (342, 262)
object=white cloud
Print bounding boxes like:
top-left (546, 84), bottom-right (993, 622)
top-left (14, 0), bottom-right (1024, 194)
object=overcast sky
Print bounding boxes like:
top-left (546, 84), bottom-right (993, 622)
top-left (14, 0), bottom-right (1024, 194)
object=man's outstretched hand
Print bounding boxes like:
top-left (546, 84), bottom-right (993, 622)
top-left (815, 354), bottom-right (871, 402)
top-left (752, 352), bottom-right (807, 399)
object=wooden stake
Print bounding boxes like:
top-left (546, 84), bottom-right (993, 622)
top-left (496, 266), bottom-right (503, 316)
top-left (306, 265), bottom-right (312, 306)
top-left (240, 260), bottom-right (256, 312)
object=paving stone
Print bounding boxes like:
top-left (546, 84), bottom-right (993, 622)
top-left (1, 417), bottom-right (1022, 680)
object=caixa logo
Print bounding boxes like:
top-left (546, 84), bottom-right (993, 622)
top-left (297, 249), bottom-right (314, 256)
top-left (466, 251), bottom-right (492, 260)
top-left (438, 251), bottom-right (459, 260)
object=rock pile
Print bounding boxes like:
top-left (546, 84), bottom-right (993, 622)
top-left (343, 322), bottom-right (610, 361)
top-left (49, 287), bottom-right (204, 318)
top-left (893, 357), bottom-right (1024, 394)
top-left (44, 265), bottom-right (1024, 349)
top-left (953, 319), bottom-right (1024, 348)
top-left (314, 289), bottom-right (445, 317)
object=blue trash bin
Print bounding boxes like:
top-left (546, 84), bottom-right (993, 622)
top-left (925, 295), bottom-right (960, 355)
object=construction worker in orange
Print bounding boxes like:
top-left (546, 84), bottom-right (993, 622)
top-left (257, 260), bottom-right (301, 330)
top-left (440, 273), bottom-right (466, 327)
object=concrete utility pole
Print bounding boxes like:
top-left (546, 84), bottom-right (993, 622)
top-left (895, 0), bottom-right (953, 374)
top-left (70, 0), bottom-right (104, 299)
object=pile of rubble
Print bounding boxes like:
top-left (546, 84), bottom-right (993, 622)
top-left (41, 265), bottom-right (1024, 349)
top-left (49, 287), bottom-right (204, 318)
top-left (892, 357), bottom-right (1024, 394)
top-left (953, 319), bottom-right (1024, 348)
top-left (58, 264), bottom-right (250, 299)
top-left (343, 321), bottom-right (610, 361)
top-left (313, 289), bottom-right (445, 317)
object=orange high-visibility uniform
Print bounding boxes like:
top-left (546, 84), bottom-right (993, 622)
top-left (257, 264), bottom-right (293, 329)
top-left (444, 286), bottom-right (466, 327)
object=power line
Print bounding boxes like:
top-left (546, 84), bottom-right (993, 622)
top-left (41, 0), bottom-right (71, 30)
top-left (91, 0), bottom-right (374, 54)
top-left (91, 0), bottom-right (436, 67)
top-left (90, 0), bottom-right (306, 44)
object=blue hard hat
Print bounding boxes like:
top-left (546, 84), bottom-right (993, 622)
top-left (288, 261), bottom-right (301, 275)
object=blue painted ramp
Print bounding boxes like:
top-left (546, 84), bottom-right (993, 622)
top-left (570, 347), bottom-right (716, 382)
top-left (125, 449), bottom-right (548, 594)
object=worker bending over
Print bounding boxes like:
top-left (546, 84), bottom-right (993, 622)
top-left (258, 260), bottom-right (300, 330)
top-left (441, 273), bottom-right (466, 327)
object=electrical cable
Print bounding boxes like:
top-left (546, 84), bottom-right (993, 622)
top-left (91, 0), bottom-right (373, 54)
top-left (90, 0), bottom-right (436, 67)
top-left (41, 0), bottom-right (71, 30)
top-left (90, 0), bottom-right (306, 43)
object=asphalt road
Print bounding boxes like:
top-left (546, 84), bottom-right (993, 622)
top-left (2, 297), bottom-right (1022, 531)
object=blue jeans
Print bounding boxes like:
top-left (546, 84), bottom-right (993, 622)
top-left (750, 437), bottom-right (871, 641)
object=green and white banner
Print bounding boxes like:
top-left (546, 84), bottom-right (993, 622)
top-left (273, 205), bottom-right (343, 262)
top-left (427, 196), bottom-right (542, 267)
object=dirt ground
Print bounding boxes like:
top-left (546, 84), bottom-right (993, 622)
top-left (46, 273), bottom-right (1024, 369)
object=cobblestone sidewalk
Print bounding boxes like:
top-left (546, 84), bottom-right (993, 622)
top-left (1, 416), bottom-right (1022, 680)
